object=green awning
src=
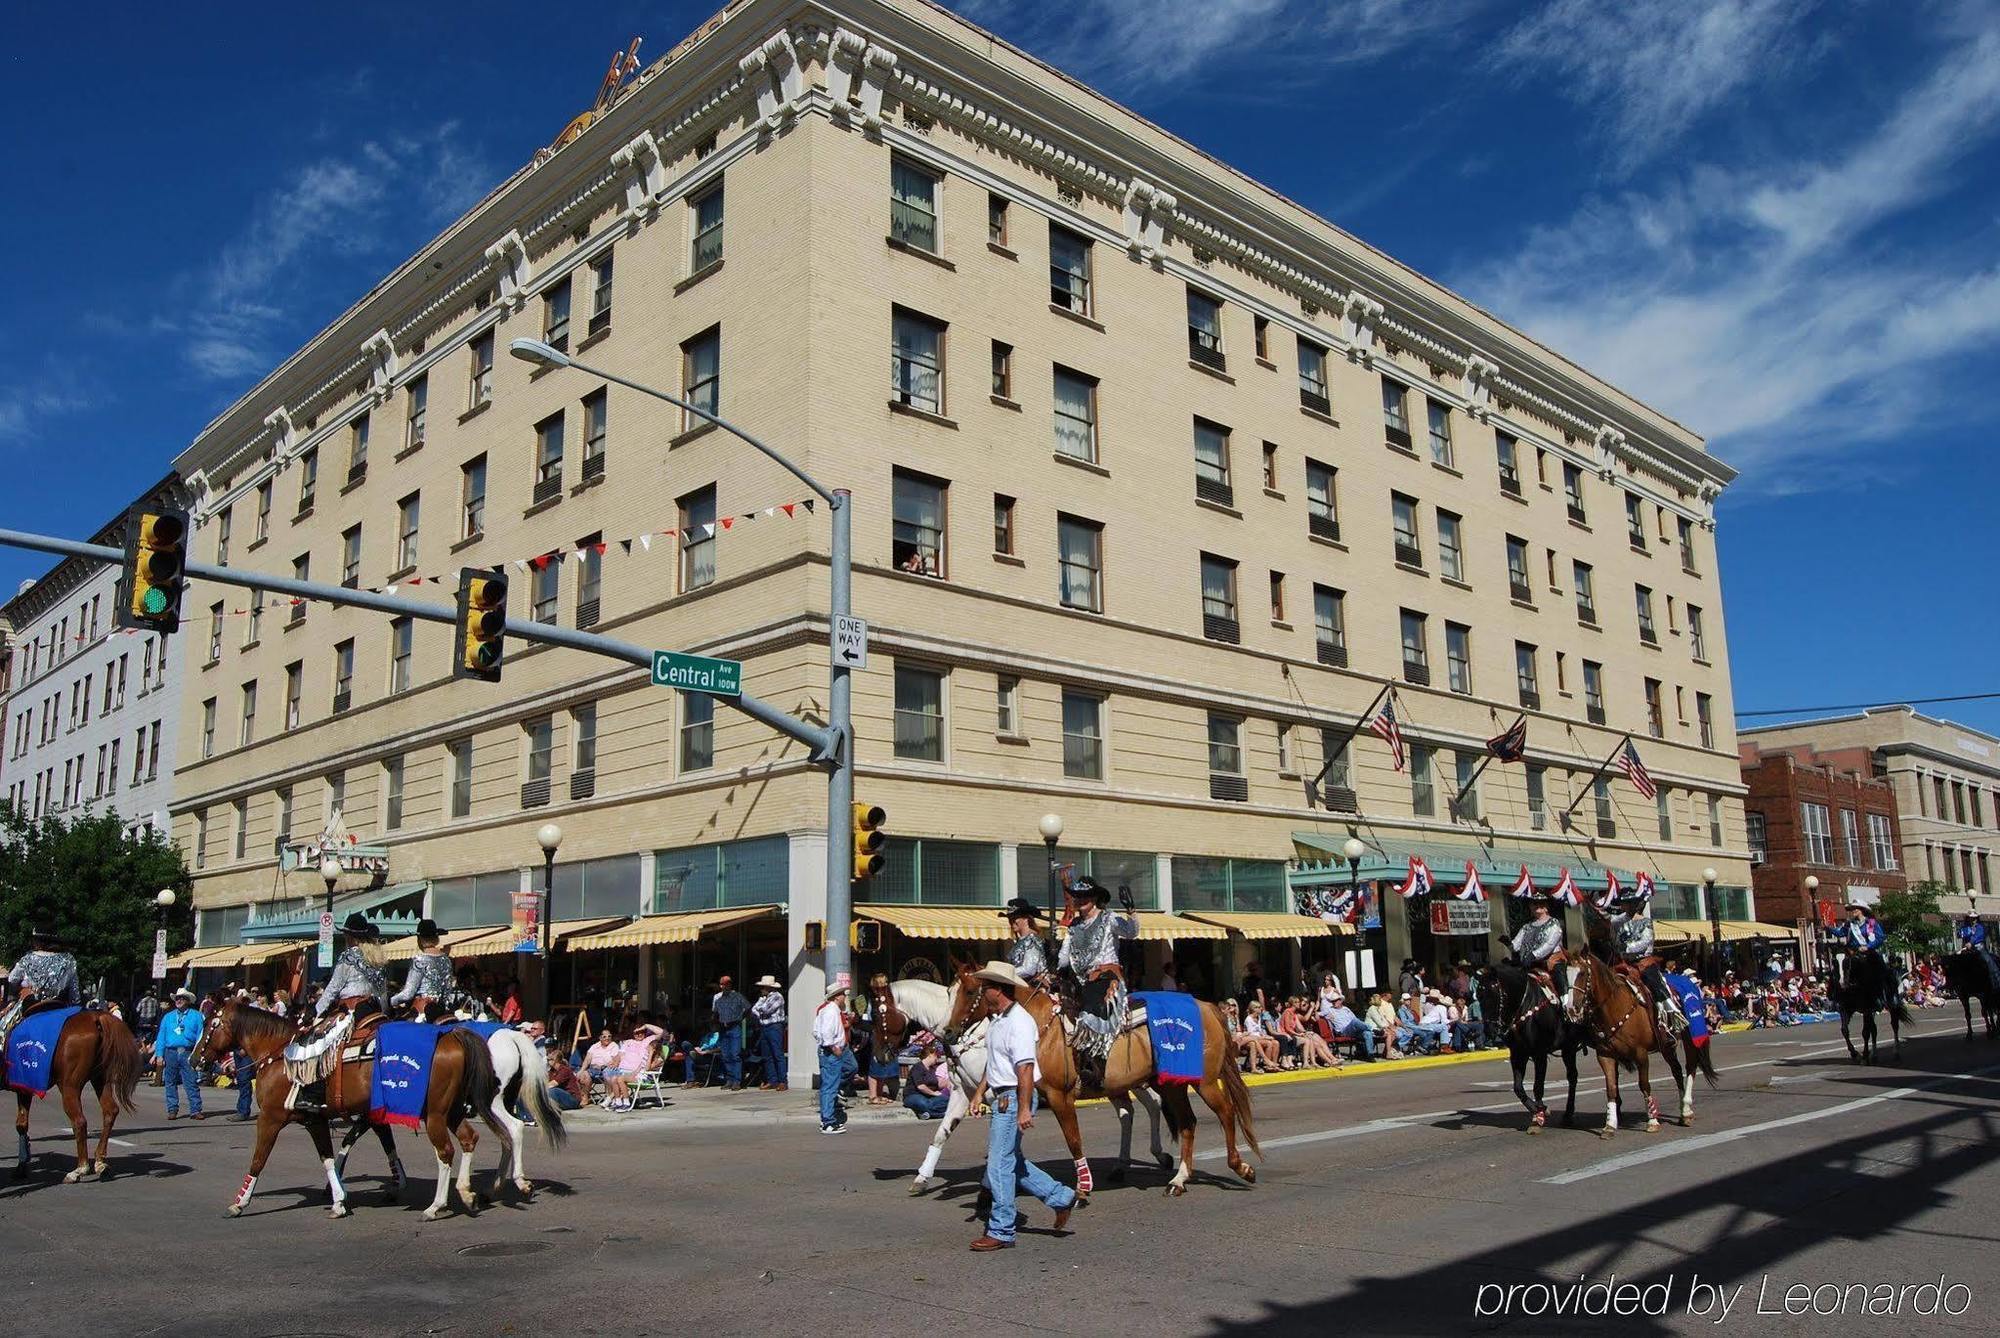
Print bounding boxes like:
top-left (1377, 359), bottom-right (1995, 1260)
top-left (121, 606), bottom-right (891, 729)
top-left (239, 881), bottom-right (429, 940)
top-left (1290, 834), bottom-right (1635, 893)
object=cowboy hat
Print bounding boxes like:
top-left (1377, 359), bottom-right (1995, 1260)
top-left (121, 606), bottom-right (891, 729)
top-left (972, 960), bottom-right (1031, 992)
top-left (340, 912), bottom-right (380, 939)
top-left (415, 918), bottom-right (442, 941)
top-left (1846, 901), bottom-right (1871, 912)
top-left (1068, 877), bottom-right (1111, 906)
top-left (753, 974), bottom-right (783, 991)
top-left (999, 897), bottom-right (1043, 923)
top-left (825, 982), bottom-right (849, 1000)
top-left (27, 926), bottom-right (68, 948)
top-left (171, 986), bottom-right (195, 1001)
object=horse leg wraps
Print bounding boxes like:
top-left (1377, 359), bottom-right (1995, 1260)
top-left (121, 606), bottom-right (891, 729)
top-left (322, 1157), bottom-right (345, 1206)
top-left (1605, 1099), bottom-right (1619, 1130)
top-left (1645, 1094), bottom-right (1661, 1125)
top-left (1074, 1158), bottom-right (1093, 1195)
top-left (234, 1173), bottom-right (257, 1210)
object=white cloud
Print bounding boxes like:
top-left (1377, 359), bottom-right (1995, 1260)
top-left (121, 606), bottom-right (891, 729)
top-left (1455, 15), bottom-right (2000, 493)
top-left (0, 365), bottom-right (97, 443)
top-left (1494, 0), bottom-right (1822, 173)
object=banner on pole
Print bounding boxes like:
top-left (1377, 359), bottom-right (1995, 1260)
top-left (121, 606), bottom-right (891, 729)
top-left (511, 891), bottom-right (544, 954)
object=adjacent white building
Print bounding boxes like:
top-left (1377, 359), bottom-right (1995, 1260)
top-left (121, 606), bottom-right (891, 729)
top-left (2, 477), bottom-right (187, 837)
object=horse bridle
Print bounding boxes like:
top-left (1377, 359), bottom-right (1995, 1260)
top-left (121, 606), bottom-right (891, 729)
top-left (1569, 955), bottom-right (1645, 1049)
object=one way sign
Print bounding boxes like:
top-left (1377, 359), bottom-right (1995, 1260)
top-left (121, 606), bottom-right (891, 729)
top-left (832, 614), bottom-right (869, 669)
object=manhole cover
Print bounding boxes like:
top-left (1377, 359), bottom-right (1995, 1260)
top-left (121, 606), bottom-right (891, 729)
top-left (456, 1241), bottom-right (554, 1259)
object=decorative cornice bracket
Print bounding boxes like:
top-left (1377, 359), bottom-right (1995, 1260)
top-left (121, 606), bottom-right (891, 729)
top-left (1462, 354), bottom-right (1498, 422)
top-left (1121, 179), bottom-right (1176, 263)
top-left (611, 130), bottom-right (666, 222)
top-left (484, 229), bottom-right (530, 312)
top-left (1594, 424), bottom-right (1626, 481)
top-left (1343, 291), bottom-right (1384, 367)
top-left (361, 329), bottom-right (397, 405)
top-left (740, 30), bottom-right (803, 134)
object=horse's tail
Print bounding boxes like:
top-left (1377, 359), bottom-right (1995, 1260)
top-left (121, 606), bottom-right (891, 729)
top-left (1212, 1008), bottom-right (1261, 1161)
top-left (1692, 1033), bottom-right (1720, 1087)
top-left (1889, 992), bottom-right (1915, 1032)
top-left (97, 1013), bottom-right (144, 1114)
top-left (503, 1031), bottom-right (567, 1152)
top-left (452, 1028), bottom-right (500, 1119)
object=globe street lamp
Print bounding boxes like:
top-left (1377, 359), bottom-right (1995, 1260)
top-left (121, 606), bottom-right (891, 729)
top-left (537, 823), bottom-right (564, 1021)
top-left (153, 889), bottom-right (175, 983)
top-left (1039, 813), bottom-right (1065, 948)
top-left (1805, 874), bottom-right (1822, 973)
top-left (319, 856), bottom-right (343, 987)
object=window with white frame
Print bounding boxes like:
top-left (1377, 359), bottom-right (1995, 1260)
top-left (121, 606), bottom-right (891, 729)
top-left (1053, 367), bottom-right (1097, 462)
top-left (891, 309), bottom-right (945, 413)
top-left (1445, 622), bottom-right (1472, 694)
top-left (405, 374), bottom-right (428, 450)
top-left (255, 479), bottom-right (272, 541)
top-left (1058, 515), bottom-right (1102, 612)
top-left (679, 485), bottom-right (716, 592)
top-left (691, 183), bottom-right (725, 271)
top-left (543, 277), bottom-right (572, 353)
top-left (682, 328), bottom-right (720, 421)
top-left (1437, 510), bottom-right (1464, 581)
top-left (469, 332), bottom-right (494, 409)
top-left (1840, 808), bottom-right (1861, 866)
top-left (889, 158), bottom-right (940, 252)
top-left (388, 617), bottom-right (413, 692)
top-left (1298, 340), bottom-right (1330, 411)
top-left (582, 389), bottom-right (608, 474)
top-left (1410, 745), bottom-right (1435, 816)
top-left (996, 676), bottom-right (1020, 735)
top-left (384, 755), bottom-right (405, 831)
top-left (1049, 225), bottom-right (1092, 316)
top-left (1802, 801), bottom-right (1833, 863)
top-left (531, 560), bottom-right (558, 625)
top-left (1061, 689), bottom-right (1104, 780)
top-left (1425, 399), bottom-right (1454, 467)
top-left (396, 492), bottom-right (420, 571)
top-left (449, 738), bottom-right (473, 818)
top-left (588, 253), bottom-right (614, 337)
top-left (893, 664), bottom-right (945, 762)
top-left (681, 694), bottom-right (714, 771)
top-left (1381, 377), bottom-right (1411, 448)
top-left (892, 470), bottom-right (946, 577)
top-left (461, 455), bottom-right (486, 538)
top-left (1868, 813), bottom-right (1898, 868)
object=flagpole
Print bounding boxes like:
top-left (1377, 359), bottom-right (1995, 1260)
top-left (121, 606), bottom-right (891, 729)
top-left (1303, 679), bottom-right (1396, 806)
top-left (1449, 713), bottom-right (1526, 822)
top-left (1555, 732), bottom-right (1634, 832)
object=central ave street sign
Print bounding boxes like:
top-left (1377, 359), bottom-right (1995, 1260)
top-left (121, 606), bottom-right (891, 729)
top-left (652, 649), bottom-right (744, 697)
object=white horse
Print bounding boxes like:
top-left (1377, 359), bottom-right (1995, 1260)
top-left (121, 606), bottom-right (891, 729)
top-left (890, 980), bottom-right (1168, 1197)
top-left (336, 1023), bottom-right (565, 1204)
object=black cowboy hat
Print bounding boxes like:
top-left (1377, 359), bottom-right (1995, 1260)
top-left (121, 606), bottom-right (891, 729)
top-left (1069, 877), bottom-right (1111, 906)
top-left (27, 927), bottom-right (68, 948)
top-left (340, 912), bottom-right (380, 940)
top-left (998, 897), bottom-right (1043, 923)
top-left (415, 918), bottom-right (442, 940)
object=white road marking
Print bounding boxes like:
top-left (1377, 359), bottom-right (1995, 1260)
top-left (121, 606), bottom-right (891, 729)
top-left (58, 1129), bottom-right (136, 1147)
top-left (1539, 1062), bottom-right (2000, 1185)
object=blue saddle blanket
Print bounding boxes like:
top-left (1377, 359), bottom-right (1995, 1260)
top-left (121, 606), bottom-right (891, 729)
top-left (5, 1007), bottom-right (81, 1098)
top-left (444, 1020), bottom-right (507, 1044)
top-left (370, 1022), bottom-right (444, 1129)
top-left (1665, 975), bottom-right (1709, 1047)
top-left (1130, 992), bottom-right (1203, 1085)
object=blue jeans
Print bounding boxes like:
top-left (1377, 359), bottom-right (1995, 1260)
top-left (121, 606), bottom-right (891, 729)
top-left (233, 1051), bottom-right (253, 1117)
top-left (1451, 1021), bottom-right (1481, 1052)
top-left (983, 1090), bottom-right (1076, 1242)
top-left (904, 1088), bottom-right (950, 1119)
top-left (547, 1085), bottom-right (581, 1111)
top-left (1358, 1024), bottom-right (1385, 1058)
top-left (758, 1022), bottom-right (787, 1086)
top-left (818, 1047), bottom-right (857, 1125)
top-left (161, 1046), bottom-right (202, 1116)
top-left (719, 1024), bottom-right (743, 1086)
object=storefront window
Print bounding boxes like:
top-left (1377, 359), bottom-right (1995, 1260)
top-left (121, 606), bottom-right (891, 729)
top-left (1013, 846), bottom-right (1159, 909)
top-left (863, 837), bottom-right (1001, 905)
top-left (1172, 856), bottom-right (1285, 912)
top-left (550, 854), bottom-right (642, 920)
top-left (653, 836), bottom-right (790, 912)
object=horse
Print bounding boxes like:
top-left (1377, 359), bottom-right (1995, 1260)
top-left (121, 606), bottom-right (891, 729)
top-left (1492, 960), bottom-right (1585, 1133)
top-left (881, 979), bottom-right (1167, 1199)
top-left (1563, 950), bottom-right (1717, 1137)
top-left (1830, 950), bottom-right (1911, 1064)
top-left (196, 1000), bottom-right (498, 1219)
top-left (9, 1008), bottom-right (144, 1183)
top-left (1940, 950), bottom-right (2000, 1041)
top-left (941, 963), bottom-right (1259, 1196)
top-left (332, 1022), bottom-right (565, 1200)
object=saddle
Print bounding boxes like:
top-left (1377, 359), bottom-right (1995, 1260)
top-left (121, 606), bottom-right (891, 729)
top-left (283, 1008), bottom-right (386, 1107)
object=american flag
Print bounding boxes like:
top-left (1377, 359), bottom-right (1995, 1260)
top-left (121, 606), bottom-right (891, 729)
top-left (1486, 716), bottom-right (1527, 763)
top-left (1372, 698), bottom-right (1405, 772)
top-left (1619, 740), bottom-right (1657, 800)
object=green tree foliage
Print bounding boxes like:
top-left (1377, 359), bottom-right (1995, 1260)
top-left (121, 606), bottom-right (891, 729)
top-left (1877, 881), bottom-right (1951, 958)
top-left (0, 807), bottom-right (191, 990)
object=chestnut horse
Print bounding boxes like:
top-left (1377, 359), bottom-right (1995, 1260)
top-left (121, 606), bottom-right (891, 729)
top-left (10, 1009), bottom-right (144, 1182)
top-left (1563, 951), bottom-right (1717, 1137)
top-left (196, 1000), bottom-right (497, 1219)
top-left (942, 964), bottom-right (1259, 1196)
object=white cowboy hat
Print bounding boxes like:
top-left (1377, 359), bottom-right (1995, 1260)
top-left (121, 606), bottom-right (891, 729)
top-left (825, 982), bottom-right (848, 1000)
top-left (972, 960), bottom-right (1031, 992)
top-left (172, 987), bottom-right (194, 1001)
top-left (754, 974), bottom-right (784, 991)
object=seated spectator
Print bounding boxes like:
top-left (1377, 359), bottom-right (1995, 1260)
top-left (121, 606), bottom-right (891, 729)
top-left (1280, 997), bottom-right (1340, 1069)
top-left (1442, 993), bottom-right (1481, 1053)
top-left (582, 1028), bottom-right (632, 1109)
top-left (544, 1050), bottom-right (587, 1111)
top-left (903, 1044), bottom-right (951, 1119)
top-left (1316, 973), bottom-right (1346, 1024)
top-left (1398, 994), bottom-right (1445, 1055)
top-left (1325, 996), bottom-right (1373, 1060)
top-left (680, 1027), bottom-right (720, 1087)
top-left (609, 1022), bottom-right (664, 1111)
top-left (1239, 997), bottom-right (1282, 1072)
top-left (1223, 1000), bottom-right (1276, 1073)
top-left (1363, 992), bottom-right (1401, 1059)
top-left (1419, 991), bottom-right (1460, 1052)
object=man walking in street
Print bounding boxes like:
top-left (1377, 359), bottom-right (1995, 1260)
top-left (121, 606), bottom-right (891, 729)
top-left (153, 987), bottom-right (206, 1121)
top-left (751, 975), bottom-right (788, 1091)
top-left (711, 975), bottom-right (750, 1091)
top-left (969, 961), bottom-right (1075, 1251)
top-left (134, 987), bottom-right (162, 1047)
top-left (813, 982), bottom-right (853, 1133)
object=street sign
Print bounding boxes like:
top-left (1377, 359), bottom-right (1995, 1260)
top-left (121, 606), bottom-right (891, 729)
top-left (651, 649), bottom-right (743, 697)
top-left (832, 614), bottom-right (868, 669)
top-left (151, 928), bottom-right (167, 980)
top-left (317, 910), bottom-right (335, 969)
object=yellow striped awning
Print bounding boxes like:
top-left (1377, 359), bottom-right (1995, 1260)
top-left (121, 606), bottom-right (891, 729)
top-left (1051, 912), bottom-right (1228, 942)
top-left (452, 918), bottom-right (626, 958)
top-left (1656, 919), bottom-right (1793, 944)
top-left (166, 945), bottom-right (242, 969)
top-left (1180, 912), bottom-right (1345, 940)
top-left (857, 905), bottom-right (1013, 942)
top-left (565, 905), bottom-right (780, 952)
top-left (233, 939), bottom-right (313, 966)
top-left (381, 925), bottom-right (512, 962)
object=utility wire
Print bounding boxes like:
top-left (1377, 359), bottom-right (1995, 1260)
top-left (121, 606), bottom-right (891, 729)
top-left (1735, 691), bottom-right (2000, 719)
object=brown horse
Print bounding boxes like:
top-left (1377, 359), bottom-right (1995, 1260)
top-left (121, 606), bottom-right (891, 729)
top-left (942, 964), bottom-right (1259, 1196)
top-left (196, 1000), bottom-right (497, 1219)
top-left (1563, 951), bottom-right (1717, 1137)
top-left (9, 1008), bottom-right (144, 1183)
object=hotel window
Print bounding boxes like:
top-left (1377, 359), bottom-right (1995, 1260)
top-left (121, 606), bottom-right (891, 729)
top-left (1298, 340), bottom-right (1330, 413)
top-left (1193, 418), bottom-right (1232, 504)
top-left (1445, 622), bottom-right (1472, 694)
top-left (468, 331), bottom-right (494, 409)
top-left (327, 769), bottom-right (346, 820)
top-left (1319, 730), bottom-right (1354, 793)
top-left (894, 665), bottom-right (945, 762)
top-left (195, 812), bottom-right (207, 869)
top-left (524, 718), bottom-right (554, 801)
top-left (347, 412), bottom-right (369, 482)
top-left (1199, 553), bottom-right (1238, 634)
top-left (573, 702), bottom-right (598, 784)
top-left (1658, 788), bottom-right (1674, 842)
top-left (1625, 492), bottom-right (1647, 548)
top-left (1688, 604), bottom-right (1707, 660)
top-left (1306, 460), bottom-right (1339, 541)
top-left (215, 509), bottom-right (232, 566)
top-left (991, 341), bottom-right (1013, 399)
top-left (1526, 765), bottom-right (1548, 830)
top-left (1594, 777), bottom-right (1616, 838)
top-left (1062, 690), bottom-right (1105, 780)
top-left (1207, 713), bottom-right (1246, 801)
top-left (1562, 462), bottom-right (1586, 522)
top-left (1505, 536), bottom-right (1531, 601)
top-left (1186, 288), bottom-right (1225, 369)
top-left (679, 485), bottom-right (716, 592)
top-left (1868, 814), bottom-right (1898, 868)
top-left (534, 412), bottom-right (565, 504)
top-left (1276, 722), bottom-right (1294, 775)
top-left (1313, 586), bottom-right (1346, 663)
top-left (891, 309), bottom-right (945, 414)
top-left (582, 388), bottom-right (608, 479)
top-left (1635, 585), bottom-right (1658, 644)
top-left (889, 158), bottom-right (940, 253)
top-left (276, 784), bottom-right (291, 839)
top-left (574, 535), bottom-right (603, 629)
top-left (1841, 808), bottom-right (1861, 866)
top-left (680, 695), bottom-right (714, 772)
top-left (1268, 571), bottom-right (1286, 623)
top-left (1644, 678), bottom-right (1664, 737)
top-left (405, 374), bottom-right (428, 450)
top-left (891, 470), bottom-right (946, 578)
top-left (1391, 493), bottom-right (1422, 567)
top-left (1410, 745), bottom-right (1435, 816)
top-left (384, 755), bottom-right (405, 831)
top-left (993, 495), bottom-right (1015, 555)
top-left (1053, 367), bottom-right (1098, 462)
top-left (531, 559), bottom-right (559, 625)
top-left (340, 525), bottom-right (362, 587)
top-left (1381, 377), bottom-right (1411, 450)
top-left (449, 739), bottom-right (473, 818)
top-left (1437, 510), bottom-right (1465, 582)
top-left (1573, 561), bottom-right (1596, 623)
top-left (284, 662), bottom-right (302, 730)
top-left (587, 253), bottom-right (614, 337)
top-left (1056, 516), bottom-right (1104, 612)
top-left (1704, 795), bottom-right (1721, 847)
top-left (332, 640), bottom-right (354, 713)
top-left (255, 479), bottom-right (272, 540)
top-left (200, 698), bottom-right (216, 759)
top-left (297, 447), bottom-right (318, 514)
top-left (1400, 608), bottom-right (1430, 682)
top-left (691, 184), bottom-right (725, 271)
top-left (1425, 399), bottom-right (1454, 467)
top-left (682, 328), bottom-right (720, 422)
top-left (1262, 442), bottom-right (1279, 491)
top-left (388, 617), bottom-right (413, 693)
top-left (207, 603), bottom-right (223, 663)
top-left (996, 676), bottom-right (1020, 735)
top-left (1679, 517), bottom-right (1698, 573)
top-left (461, 455), bottom-right (487, 538)
top-left (1049, 225), bottom-right (1092, 316)
top-left (1516, 641), bottom-right (1540, 707)
top-left (987, 192), bottom-right (1008, 246)
top-left (395, 492), bottom-right (420, 571)
top-left (289, 554), bottom-right (310, 622)
top-left (1803, 803), bottom-right (1840, 864)
top-left (1496, 431), bottom-right (1522, 496)
top-left (1454, 751), bottom-right (1480, 819)
top-left (1583, 660), bottom-right (1606, 724)
top-left (542, 276), bottom-right (572, 353)
top-left (239, 680), bottom-right (257, 746)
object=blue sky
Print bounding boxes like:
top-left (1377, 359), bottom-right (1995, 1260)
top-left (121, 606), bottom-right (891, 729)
top-left (2, 0), bottom-right (1996, 733)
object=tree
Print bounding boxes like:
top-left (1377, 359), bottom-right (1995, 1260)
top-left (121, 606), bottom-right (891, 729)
top-left (1877, 881), bottom-right (1952, 959)
top-left (0, 807), bottom-right (191, 994)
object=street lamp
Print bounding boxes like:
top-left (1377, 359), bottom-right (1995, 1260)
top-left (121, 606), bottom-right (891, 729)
top-left (537, 822), bottom-right (563, 1021)
top-left (1039, 813), bottom-right (1065, 948)
top-left (507, 337), bottom-right (859, 1001)
top-left (1805, 874), bottom-right (1821, 970)
top-left (1703, 866), bottom-right (1721, 984)
top-left (153, 889), bottom-right (175, 983)
top-left (319, 855), bottom-right (343, 986)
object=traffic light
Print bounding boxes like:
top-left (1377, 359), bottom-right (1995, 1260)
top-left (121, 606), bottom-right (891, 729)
top-left (852, 801), bottom-right (886, 881)
top-left (850, 920), bottom-right (883, 952)
top-left (454, 567), bottom-right (508, 682)
top-left (803, 920), bottom-right (825, 952)
top-left (116, 506), bottom-right (188, 634)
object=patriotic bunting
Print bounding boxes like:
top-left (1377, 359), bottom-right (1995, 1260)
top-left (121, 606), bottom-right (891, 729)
top-left (1456, 861), bottom-right (1487, 903)
top-left (1634, 870), bottom-right (1656, 903)
top-left (1509, 865), bottom-right (1537, 899)
top-left (1397, 855), bottom-right (1434, 900)
top-left (1595, 869), bottom-right (1622, 909)
top-left (1550, 868), bottom-right (1582, 907)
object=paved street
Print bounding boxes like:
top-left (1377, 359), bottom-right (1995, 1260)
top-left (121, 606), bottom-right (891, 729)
top-left (4, 1020), bottom-right (1997, 1337)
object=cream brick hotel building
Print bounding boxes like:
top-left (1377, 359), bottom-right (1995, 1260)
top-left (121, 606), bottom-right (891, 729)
top-left (164, 0), bottom-right (1752, 1067)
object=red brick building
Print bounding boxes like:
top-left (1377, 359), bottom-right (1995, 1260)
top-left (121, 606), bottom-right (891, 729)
top-left (1739, 742), bottom-right (1907, 931)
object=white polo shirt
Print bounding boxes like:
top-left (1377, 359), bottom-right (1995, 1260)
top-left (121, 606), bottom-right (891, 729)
top-left (812, 1000), bottom-right (846, 1050)
top-left (985, 1001), bottom-right (1041, 1090)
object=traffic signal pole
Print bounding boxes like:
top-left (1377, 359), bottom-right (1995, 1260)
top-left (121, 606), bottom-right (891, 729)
top-left (824, 489), bottom-right (854, 997)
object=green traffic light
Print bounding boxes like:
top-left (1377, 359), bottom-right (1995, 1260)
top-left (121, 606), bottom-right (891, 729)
top-left (140, 588), bottom-right (169, 615)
